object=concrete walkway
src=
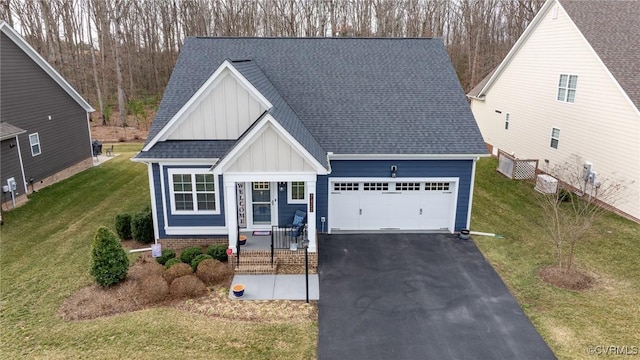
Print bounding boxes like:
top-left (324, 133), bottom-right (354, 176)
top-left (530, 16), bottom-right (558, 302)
top-left (229, 274), bottom-right (319, 300)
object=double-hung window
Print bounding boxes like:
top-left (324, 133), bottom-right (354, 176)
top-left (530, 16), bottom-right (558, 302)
top-left (550, 128), bottom-right (560, 149)
top-left (168, 169), bottom-right (219, 214)
top-left (288, 181), bottom-right (306, 204)
top-left (29, 133), bottom-right (41, 156)
top-left (557, 74), bottom-right (578, 103)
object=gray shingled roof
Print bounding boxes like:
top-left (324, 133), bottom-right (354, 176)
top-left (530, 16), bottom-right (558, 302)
top-left (141, 37), bottom-right (487, 162)
top-left (135, 140), bottom-right (236, 159)
top-left (0, 122), bottom-right (26, 141)
top-left (561, 0), bottom-right (640, 110)
top-left (231, 60), bottom-right (327, 166)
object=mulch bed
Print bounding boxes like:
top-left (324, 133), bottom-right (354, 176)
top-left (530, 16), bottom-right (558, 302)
top-left (537, 265), bottom-right (594, 291)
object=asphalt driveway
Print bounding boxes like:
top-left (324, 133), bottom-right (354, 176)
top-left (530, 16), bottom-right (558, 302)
top-left (317, 233), bottom-right (556, 360)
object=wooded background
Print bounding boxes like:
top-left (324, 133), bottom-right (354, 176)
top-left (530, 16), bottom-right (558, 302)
top-left (1, 0), bottom-right (543, 126)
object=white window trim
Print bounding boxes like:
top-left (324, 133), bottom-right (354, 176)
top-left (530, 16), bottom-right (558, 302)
top-left (557, 74), bottom-right (578, 103)
top-left (550, 127), bottom-right (560, 149)
top-left (287, 181), bottom-right (306, 204)
top-left (167, 168), bottom-right (220, 215)
top-left (29, 133), bottom-right (41, 156)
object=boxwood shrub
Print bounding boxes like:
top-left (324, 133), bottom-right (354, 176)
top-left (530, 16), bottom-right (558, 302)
top-left (206, 244), bottom-right (228, 262)
top-left (90, 226), bottom-right (129, 287)
top-left (164, 258), bottom-right (181, 269)
top-left (114, 212), bottom-right (132, 240)
top-left (191, 254), bottom-right (214, 271)
top-left (131, 209), bottom-right (154, 244)
top-left (179, 246), bottom-right (203, 265)
top-left (156, 249), bottom-right (176, 265)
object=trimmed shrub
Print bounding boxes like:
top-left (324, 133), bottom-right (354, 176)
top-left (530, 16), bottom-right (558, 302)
top-left (169, 275), bottom-right (206, 297)
top-left (128, 258), bottom-right (165, 282)
top-left (164, 258), bottom-right (181, 269)
top-left (190, 254), bottom-right (213, 271)
top-left (137, 274), bottom-right (169, 304)
top-left (115, 212), bottom-right (132, 240)
top-left (196, 258), bottom-right (232, 286)
top-left (206, 244), bottom-right (228, 262)
top-left (90, 226), bottom-right (129, 287)
top-left (131, 209), bottom-right (154, 244)
top-left (156, 249), bottom-right (176, 265)
top-left (179, 246), bottom-right (203, 264)
top-left (163, 262), bottom-right (192, 284)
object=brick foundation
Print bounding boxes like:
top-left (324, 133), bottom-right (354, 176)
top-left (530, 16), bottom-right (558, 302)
top-left (157, 237), bottom-right (228, 249)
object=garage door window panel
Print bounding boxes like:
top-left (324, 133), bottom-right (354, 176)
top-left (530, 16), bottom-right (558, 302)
top-left (334, 182), bottom-right (359, 191)
top-left (363, 182), bottom-right (388, 191)
top-left (395, 182), bottom-right (420, 191)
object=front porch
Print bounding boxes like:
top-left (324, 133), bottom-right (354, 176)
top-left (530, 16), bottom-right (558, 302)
top-left (223, 176), bottom-right (318, 253)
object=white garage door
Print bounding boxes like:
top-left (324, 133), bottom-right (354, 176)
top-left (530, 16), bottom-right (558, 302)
top-left (329, 179), bottom-right (457, 232)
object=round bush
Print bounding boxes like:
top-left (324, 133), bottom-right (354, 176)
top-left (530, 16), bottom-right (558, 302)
top-left (196, 258), bottom-right (231, 286)
top-left (115, 212), bottom-right (132, 240)
top-left (156, 249), bottom-right (176, 265)
top-left (138, 274), bottom-right (169, 304)
top-left (163, 262), bottom-right (192, 284)
top-left (131, 209), bottom-right (154, 244)
top-left (179, 246), bottom-right (203, 264)
top-left (169, 275), bottom-right (206, 297)
top-left (90, 226), bottom-right (129, 287)
top-left (164, 258), bottom-right (181, 269)
top-left (206, 244), bottom-right (228, 262)
top-left (190, 254), bottom-right (213, 271)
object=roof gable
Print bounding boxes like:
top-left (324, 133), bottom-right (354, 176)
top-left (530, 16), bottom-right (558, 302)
top-left (144, 60), bottom-right (271, 150)
top-left (560, 0), bottom-right (640, 110)
top-left (215, 114), bottom-right (327, 174)
top-left (0, 21), bottom-right (94, 113)
top-left (471, 0), bottom-right (640, 112)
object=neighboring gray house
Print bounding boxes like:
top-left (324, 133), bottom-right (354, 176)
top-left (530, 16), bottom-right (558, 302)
top-left (133, 37), bottom-right (488, 254)
top-left (1, 21), bottom-right (95, 210)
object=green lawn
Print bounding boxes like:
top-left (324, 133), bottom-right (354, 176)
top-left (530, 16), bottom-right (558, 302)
top-left (472, 157), bottom-right (640, 359)
top-left (0, 144), bottom-right (316, 359)
top-left (2, 149), bottom-right (637, 359)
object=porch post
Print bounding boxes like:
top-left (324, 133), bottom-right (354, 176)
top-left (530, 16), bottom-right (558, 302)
top-left (225, 180), bottom-right (238, 251)
top-left (306, 180), bottom-right (317, 252)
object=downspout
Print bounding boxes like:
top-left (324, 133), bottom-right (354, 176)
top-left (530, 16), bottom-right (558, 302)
top-left (465, 157), bottom-right (479, 230)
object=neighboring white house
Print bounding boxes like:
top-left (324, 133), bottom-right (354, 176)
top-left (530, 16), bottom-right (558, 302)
top-left (468, 0), bottom-right (640, 222)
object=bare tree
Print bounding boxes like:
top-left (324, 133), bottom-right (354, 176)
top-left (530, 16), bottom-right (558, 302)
top-left (537, 156), bottom-right (630, 274)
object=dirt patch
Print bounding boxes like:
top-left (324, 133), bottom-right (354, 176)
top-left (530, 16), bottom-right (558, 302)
top-left (538, 265), bottom-right (594, 291)
top-left (90, 124), bottom-right (147, 143)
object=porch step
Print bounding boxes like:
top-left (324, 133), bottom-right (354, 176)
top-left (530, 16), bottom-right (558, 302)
top-left (234, 255), bottom-right (278, 275)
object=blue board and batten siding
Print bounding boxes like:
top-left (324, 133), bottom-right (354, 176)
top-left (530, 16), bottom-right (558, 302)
top-left (153, 164), bottom-right (226, 238)
top-left (277, 187), bottom-right (306, 226)
top-left (152, 159), bottom-right (473, 238)
top-left (324, 160), bottom-right (475, 231)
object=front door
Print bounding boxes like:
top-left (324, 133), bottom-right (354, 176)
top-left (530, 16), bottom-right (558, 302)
top-left (250, 182), bottom-right (277, 228)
